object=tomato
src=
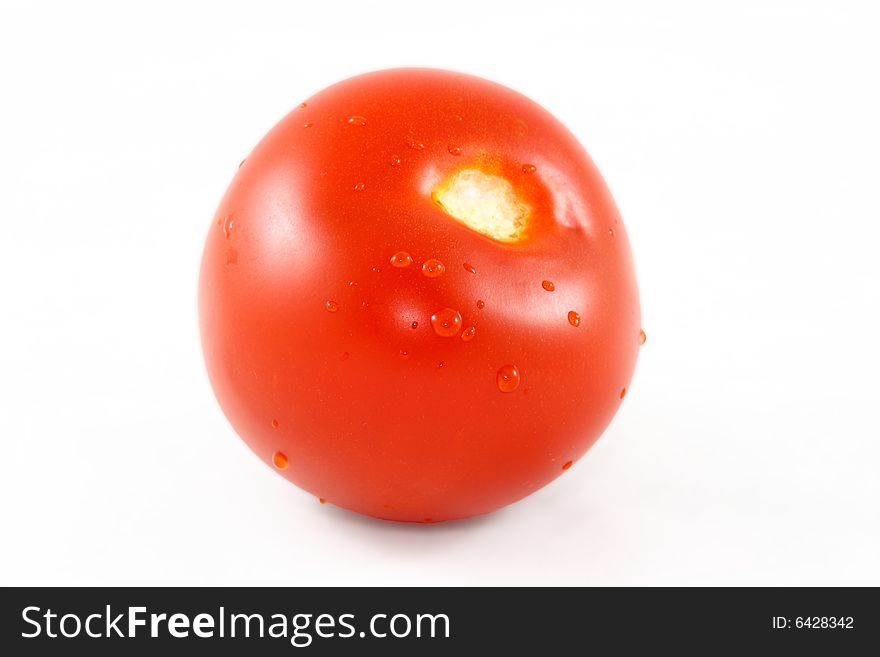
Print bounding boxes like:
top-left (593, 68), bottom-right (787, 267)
top-left (199, 68), bottom-right (641, 523)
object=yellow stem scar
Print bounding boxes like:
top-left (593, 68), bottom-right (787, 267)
top-left (432, 169), bottom-right (530, 243)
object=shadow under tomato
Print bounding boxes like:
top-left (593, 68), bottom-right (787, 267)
top-left (317, 499), bottom-right (510, 536)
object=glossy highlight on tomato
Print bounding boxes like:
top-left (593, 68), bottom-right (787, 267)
top-left (199, 68), bottom-right (641, 523)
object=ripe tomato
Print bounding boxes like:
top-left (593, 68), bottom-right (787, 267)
top-left (199, 68), bottom-right (641, 523)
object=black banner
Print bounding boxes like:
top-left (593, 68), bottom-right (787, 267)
top-left (1, 587), bottom-right (876, 654)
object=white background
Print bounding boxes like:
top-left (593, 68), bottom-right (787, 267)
top-left (1, 0), bottom-right (878, 586)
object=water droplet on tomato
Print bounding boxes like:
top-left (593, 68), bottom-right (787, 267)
top-left (399, 349), bottom-right (409, 357)
top-left (390, 251), bottom-right (413, 268)
top-left (407, 139), bottom-right (426, 150)
top-left (463, 262), bottom-right (476, 274)
top-left (461, 326), bottom-right (476, 342)
top-left (567, 311), bottom-right (581, 327)
top-left (272, 451), bottom-right (289, 469)
top-left (609, 227), bottom-right (615, 237)
top-left (620, 387), bottom-right (627, 399)
top-left (431, 308), bottom-right (462, 337)
top-left (562, 460), bottom-right (573, 471)
top-left (411, 321), bottom-right (419, 329)
top-left (348, 115), bottom-right (367, 126)
top-left (271, 419), bottom-right (279, 428)
top-left (639, 329), bottom-right (647, 345)
top-left (476, 299), bottom-right (486, 309)
top-left (421, 258), bottom-right (445, 278)
top-left (325, 300), bottom-right (339, 313)
top-left (447, 144), bottom-right (462, 156)
top-left (222, 215), bottom-right (234, 238)
top-left (541, 280), bottom-right (555, 292)
top-left (303, 122), bottom-right (313, 128)
top-left (390, 156), bottom-right (401, 167)
top-left (437, 361), bottom-right (445, 369)
top-left (348, 280), bottom-right (358, 287)
top-left (353, 182), bottom-right (365, 192)
top-left (496, 364), bottom-right (521, 393)
top-left (522, 163), bottom-right (537, 174)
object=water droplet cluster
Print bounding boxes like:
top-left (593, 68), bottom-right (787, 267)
top-left (302, 111), bottom-right (640, 406)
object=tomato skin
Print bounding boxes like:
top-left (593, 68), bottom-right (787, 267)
top-left (199, 69), bottom-right (640, 522)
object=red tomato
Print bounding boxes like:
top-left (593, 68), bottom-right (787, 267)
top-left (199, 69), bottom-right (641, 522)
